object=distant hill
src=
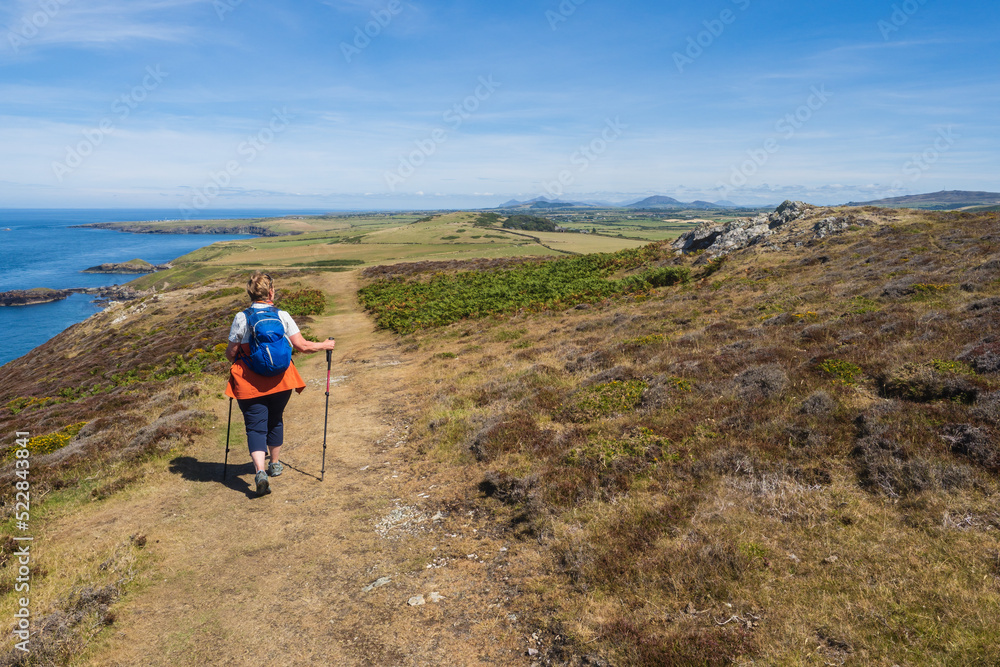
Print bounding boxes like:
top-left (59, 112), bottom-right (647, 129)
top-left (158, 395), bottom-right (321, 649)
top-left (627, 195), bottom-right (739, 210)
top-left (529, 201), bottom-right (578, 209)
top-left (627, 195), bottom-right (683, 208)
top-left (498, 195), bottom-right (755, 210)
top-left (846, 190), bottom-right (1000, 210)
top-left (499, 197), bottom-right (582, 209)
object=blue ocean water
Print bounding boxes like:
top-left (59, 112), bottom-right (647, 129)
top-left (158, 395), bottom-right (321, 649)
top-left (0, 209), bottom-right (328, 367)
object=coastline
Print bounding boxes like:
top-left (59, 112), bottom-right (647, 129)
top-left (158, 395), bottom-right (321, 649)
top-left (0, 285), bottom-right (147, 307)
top-left (75, 221), bottom-right (299, 237)
top-left (0, 211), bottom-right (268, 367)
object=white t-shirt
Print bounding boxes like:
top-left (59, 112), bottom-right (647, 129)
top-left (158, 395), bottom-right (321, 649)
top-left (228, 303), bottom-right (300, 344)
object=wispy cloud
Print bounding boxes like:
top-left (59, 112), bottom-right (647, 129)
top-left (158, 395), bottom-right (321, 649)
top-left (2, 0), bottom-right (203, 54)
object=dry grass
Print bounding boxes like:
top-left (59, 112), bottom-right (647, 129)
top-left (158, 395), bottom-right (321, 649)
top-left (380, 208), bottom-right (1000, 664)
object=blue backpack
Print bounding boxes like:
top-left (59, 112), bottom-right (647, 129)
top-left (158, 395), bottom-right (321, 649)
top-left (240, 306), bottom-right (292, 376)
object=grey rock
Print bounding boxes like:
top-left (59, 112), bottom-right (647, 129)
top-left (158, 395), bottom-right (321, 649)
top-left (362, 576), bottom-right (392, 593)
top-left (768, 200), bottom-right (811, 227)
top-left (813, 217), bottom-right (850, 238)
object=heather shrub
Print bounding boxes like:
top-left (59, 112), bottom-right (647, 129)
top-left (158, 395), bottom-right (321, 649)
top-left (468, 411), bottom-right (553, 461)
top-left (734, 364), bottom-right (787, 401)
top-left (799, 390), bottom-right (836, 416)
top-left (971, 391), bottom-right (1000, 424)
top-left (941, 423), bottom-right (999, 472)
top-left (957, 337), bottom-right (1000, 374)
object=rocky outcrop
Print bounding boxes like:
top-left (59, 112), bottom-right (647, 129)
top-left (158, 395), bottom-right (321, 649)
top-left (0, 288), bottom-right (72, 306)
top-left (812, 215), bottom-right (872, 239)
top-left (672, 200), bottom-right (814, 256)
top-left (0, 285), bottom-right (146, 307)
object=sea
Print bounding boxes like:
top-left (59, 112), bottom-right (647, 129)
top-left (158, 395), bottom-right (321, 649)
top-left (0, 209), bottom-right (330, 368)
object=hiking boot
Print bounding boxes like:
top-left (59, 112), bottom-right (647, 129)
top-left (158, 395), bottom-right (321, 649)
top-left (255, 470), bottom-right (271, 496)
top-left (267, 461), bottom-right (283, 477)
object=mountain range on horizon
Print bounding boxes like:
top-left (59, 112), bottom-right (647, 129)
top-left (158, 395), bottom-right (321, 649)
top-left (497, 195), bottom-right (750, 210)
top-left (497, 190), bottom-right (1000, 212)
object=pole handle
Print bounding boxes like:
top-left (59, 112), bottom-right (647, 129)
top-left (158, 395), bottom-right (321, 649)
top-left (326, 337), bottom-right (334, 364)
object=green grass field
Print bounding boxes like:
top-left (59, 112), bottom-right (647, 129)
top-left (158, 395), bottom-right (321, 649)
top-left (128, 209), bottom-right (713, 290)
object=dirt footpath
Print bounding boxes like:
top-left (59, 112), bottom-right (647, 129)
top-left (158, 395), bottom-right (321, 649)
top-left (62, 272), bottom-right (531, 666)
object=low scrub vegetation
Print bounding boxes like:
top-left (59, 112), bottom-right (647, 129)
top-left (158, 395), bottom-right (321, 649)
top-left (357, 244), bottom-right (690, 333)
top-left (502, 214), bottom-right (558, 232)
top-left (379, 209), bottom-right (1000, 664)
top-left (276, 287), bottom-right (327, 317)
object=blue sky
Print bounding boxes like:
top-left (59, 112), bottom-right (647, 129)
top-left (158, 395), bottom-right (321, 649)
top-left (0, 0), bottom-right (996, 210)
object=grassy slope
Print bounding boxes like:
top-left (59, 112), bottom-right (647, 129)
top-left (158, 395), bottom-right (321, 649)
top-left (3, 206), bottom-right (998, 664)
top-left (359, 207), bottom-right (1000, 665)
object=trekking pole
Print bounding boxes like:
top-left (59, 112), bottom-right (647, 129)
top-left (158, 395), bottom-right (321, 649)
top-left (223, 397), bottom-right (233, 481)
top-left (321, 338), bottom-right (333, 482)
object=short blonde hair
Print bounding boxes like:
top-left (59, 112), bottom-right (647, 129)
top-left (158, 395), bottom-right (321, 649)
top-left (246, 271), bottom-right (273, 302)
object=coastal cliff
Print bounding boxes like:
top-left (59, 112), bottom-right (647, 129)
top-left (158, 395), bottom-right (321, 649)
top-left (0, 285), bottom-right (146, 306)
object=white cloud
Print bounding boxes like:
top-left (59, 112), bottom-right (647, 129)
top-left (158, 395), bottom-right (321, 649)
top-left (1, 0), bottom-right (204, 55)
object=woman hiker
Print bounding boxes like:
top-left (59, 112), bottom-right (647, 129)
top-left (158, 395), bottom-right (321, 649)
top-left (225, 271), bottom-right (336, 496)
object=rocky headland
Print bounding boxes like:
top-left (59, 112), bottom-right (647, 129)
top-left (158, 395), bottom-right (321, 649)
top-left (77, 221), bottom-right (298, 237)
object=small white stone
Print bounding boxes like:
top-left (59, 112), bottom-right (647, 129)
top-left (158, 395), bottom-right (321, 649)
top-left (408, 595), bottom-right (425, 606)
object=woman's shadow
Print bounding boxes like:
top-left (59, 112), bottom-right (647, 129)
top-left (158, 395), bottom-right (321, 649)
top-left (168, 456), bottom-right (320, 498)
top-left (168, 456), bottom-right (259, 498)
